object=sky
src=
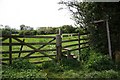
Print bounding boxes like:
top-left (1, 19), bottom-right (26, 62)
top-left (0, 0), bottom-right (75, 30)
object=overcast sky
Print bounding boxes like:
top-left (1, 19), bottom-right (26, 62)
top-left (0, 0), bottom-right (75, 29)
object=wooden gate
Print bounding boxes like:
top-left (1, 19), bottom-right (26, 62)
top-left (0, 32), bottom-right (90, 65)
top-left (1, 35), bottom-right (57, 65)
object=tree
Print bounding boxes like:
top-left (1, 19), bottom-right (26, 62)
top-left (19, 24), bottom-right (35, 35)
top-left (1, 25), bottom-right (18, 35)
top-left (60, 25), bottom-right (75, 33)
top-left (20, 24), bottom-right (26, 30)
top-left (59, 1), bottom-right (120, 55)
top-left (20, 24), bottom-right (34, 30)
top-left (5, 25), bottom-right (11, 30)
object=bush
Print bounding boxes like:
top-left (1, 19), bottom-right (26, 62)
top-left (60, 25), bottom-right (76, 33)
top-left (23, 30), bottom-right (32, 35)
top-left (2, 59), bottom-right (48, 79)
top-left (0, 28), bottom-right (18, 35)
top-left (82, 70), bottom-right (120, 78)
top-left (37, 30), bottom-right (46, 35)
top-left (42, 61), bottom-right (64, 73)
top-left (12, 59), bottom-right (36, 70)
top-left (80, 49), bottom-right (91, 63)
top-left (85, 51), bottom-right (114, 71)
top-left (37, 27), bottom-right (58, 35)
top-left (19, 30), bottom-right (24, 35)
top-left (0, 29), bottom-right (11, 35)
top-left (75, 27), bottom-right (87, 33)
top-left (2, 65), bottom-right (46, 79)
top-left (31, 30), bottom-right (37, 35)
top-left (62, 70), bottom-right (80, 78)
top-left (60, 58), bottom-right (80, 70)
top-left (41, 58), bottom-right (80, 73)
top-left (19, 30), bottom-right (36, 35)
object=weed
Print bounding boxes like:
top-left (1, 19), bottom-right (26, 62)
top-left (12, 58), bottom-right (36, 70)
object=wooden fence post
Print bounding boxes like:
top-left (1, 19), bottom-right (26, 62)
top-left (59, 28), bottom-right (62, 35)
top-left (78, 32), bottom-right (81, 61)
top-left (106, 19), bottom-right (112, 59)
top-left (56, 34), bottom-right (62, 61)
top-left (9, 35), bottom-right (12, 65)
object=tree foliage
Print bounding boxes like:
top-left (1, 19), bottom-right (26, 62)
top-left (20, 24), bottom-right (34, 30)
top-left (37, 27), bottom-right (58, 34)
top-left (59, 1), bottom-right (120, 55)
top-left (37, 25), bottom-right (77, 34)
top-left (0, 25), bottom-right (18, 35)
top-left (19, 24), bottom-right (35, 35)
top-left (60, 25), bottom-right (76, 33)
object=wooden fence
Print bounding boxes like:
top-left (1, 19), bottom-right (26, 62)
top-left (0, 32), bottom-right (89, 65)
top-left (61, 32), bottom-right (90, 60)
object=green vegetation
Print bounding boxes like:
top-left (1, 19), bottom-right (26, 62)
top-left (59, 1), bottom-right (120, 55)
top-left (2, 32), bottom-right (120, 79)
top-left (2, 50), bottom-right (120, 79)
top-left (1, 2), bottom-right (120, 79)
top-left (0, 26), bottom-right (18, 35)
top-left (0, 24), bottom-right (84, 36)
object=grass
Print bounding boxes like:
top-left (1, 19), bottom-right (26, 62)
top-left (2, 51), bottom-right (120, 79)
